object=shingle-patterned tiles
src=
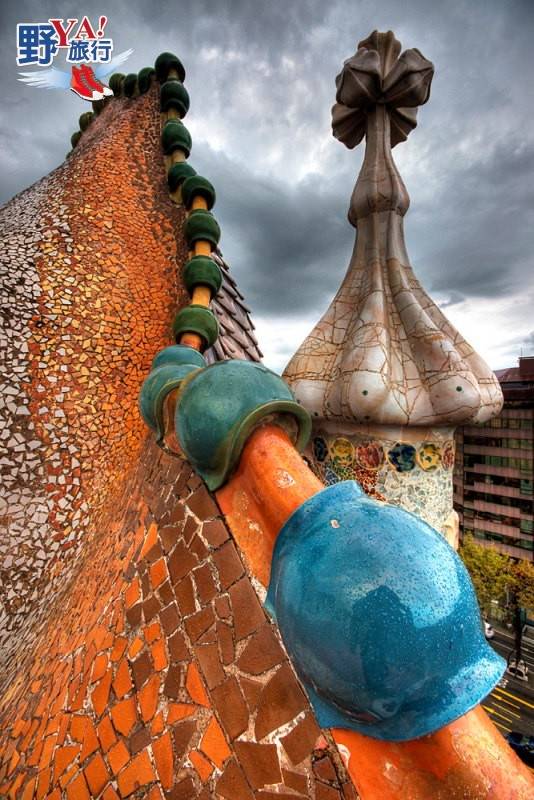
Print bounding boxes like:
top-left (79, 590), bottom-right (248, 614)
top-left (0, 79), bottom-right (355, 797)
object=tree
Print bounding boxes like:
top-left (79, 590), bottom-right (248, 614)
top-left (459, 536), bottom-right (534, 669)
top-left (458, 535), bottom-right (511, 617)
top-left (507, 559), bottom-right (534, 665)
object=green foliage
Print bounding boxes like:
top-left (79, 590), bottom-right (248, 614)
top-left (509, 560), bottom-right (534, 612)
top-left (70, 131), bottom-right (82, 149)
top-left (459, 535), bottom-right (534, 620)
top-left (459, 535), bottom-right (511, 616)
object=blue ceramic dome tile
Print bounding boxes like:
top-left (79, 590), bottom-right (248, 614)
top-left (387, 443), bottom-right (416, 472)
top-left (265, 481), bottom-right (504, 742)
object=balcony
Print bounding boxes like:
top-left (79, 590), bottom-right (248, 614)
top-left (473, 517), bottom-right (520, 537)
top-left (472, 481), bottom-right (521, 499)
top-left (480, 540), bottom-right (534, 561)
top-left (464, 444), bottom-right (532, 459)
top-left (473, 499), bottom-right (520, 518)
top-left (463, 426), bottom-right (533, 441)
top-left (467, 463), bottom-right (521, 478)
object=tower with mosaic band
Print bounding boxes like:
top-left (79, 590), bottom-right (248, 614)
top-left (283, 30), bottom-right (503, 546)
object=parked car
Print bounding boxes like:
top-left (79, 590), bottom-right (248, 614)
top-left (484, 621), bottom-right (495, 639)
top-left (505, 732), bottom-right (534, 767)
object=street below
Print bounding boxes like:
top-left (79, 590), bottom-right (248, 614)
top-left (483, 626), bottom-right (534, 738)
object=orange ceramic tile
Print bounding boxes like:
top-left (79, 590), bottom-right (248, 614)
top-left (112, 659), bottom-right (133, 699)
top-left (44, 714), bottom-right (61, 736)
top-left (11, 718), bottom-right (26, 738)
top-left (124, 578), bottom-right (140, 609)
top-left (144, 621), bottom-right (162, 643)
top-left (91, 652), bottom-right (109, 683)
top-left (97, 716), bottom-right (117, 753)
top-left (149, 558), bottom-right (168, 589)
top-left (185, 663), bottom-right (209, 707)
top-left (66, 772), bottom-right (90, 800)
top-left (110, 697), bottom-right (137, 737)
top-left (151, 711), bottom-right (164, 736)
top-left (84, 752), bottom-right (111, 796)
top-left (7, 749), bottom-right (19, 776)
top-left (167, 703), bottom-right (196, 724)
top-left (90, 626), bottom-right (108, 652)
top-left (21, 777), bottom-right (36, 800)
top-left (60, 764), bottom-right (79, 789)
top-left (26, 738), bottom-right (43, 768)
top-left (200, 716), bottom-right (231, 769)
top-left (190, 749), bottom-right (214, 782)
top-left (127, 637), bottom-right (143, 659)
top-left (151, 638), bottom-right (167, 671)
top-left (56, 714), bottom-right (70, 747)
top-left (69, 716), bottom-right (86, 742)
top-left (116, 749), bottom-right (156, 796)
top-left (70, 674), bottom-right (91, 711)
top-left (80, 719), bottom-right (100, 760)
top-left (152, 731), bottom-right (174, 790)
top-left (38, 733), bottom-right (57, 770)
top-left (101, 787), bottom-right (120, 800)
top-left (20, 718), bottom-right (38, 750)
top-left (107, 740), bottom-right (129, 775)
top-left (8, 773), bottom-right (24, 799)
top-left (110, 637), bottom-right (128, 663)
top-left (139, 674), bottom-right (160, 722)
top-left (92, 669), bottom-right (113, 716)
top-left (139, 522), bottom-right (158, 560)
top-left (53, 745), bottom-right (80, 782)
top-left (35, 766), bottom-right (51, 799)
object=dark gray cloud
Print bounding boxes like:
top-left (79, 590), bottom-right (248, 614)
top-left (192, 144), bottom-right (354, 316)
top-left (1, 0), bottom-right (533, 369)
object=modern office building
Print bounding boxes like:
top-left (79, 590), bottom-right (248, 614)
top-left (454, 356), bottom-right (534, 561)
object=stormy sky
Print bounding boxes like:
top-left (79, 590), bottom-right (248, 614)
top-left (1, 0), bottom-right (533, 373)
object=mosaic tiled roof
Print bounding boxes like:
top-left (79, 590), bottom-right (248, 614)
top-left (206, 252), bottom-right (262, 364)
top-left (0, 61), bottom-right (355, 800)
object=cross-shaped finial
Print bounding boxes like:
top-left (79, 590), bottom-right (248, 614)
top-left (332, 30), bottom-right (434, 149)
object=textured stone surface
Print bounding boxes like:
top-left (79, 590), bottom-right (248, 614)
top-left (0, 75), bottom-right (354, 798)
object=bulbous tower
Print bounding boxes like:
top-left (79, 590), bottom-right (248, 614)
top-left (284, 30), bottom-right (503, 543)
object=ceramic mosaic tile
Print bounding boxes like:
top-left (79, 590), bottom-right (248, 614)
top-left (0, 77), bottom-right (354, 799)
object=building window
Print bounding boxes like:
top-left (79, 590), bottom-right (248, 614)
top-left (520, 519), bottom-right (534, 534)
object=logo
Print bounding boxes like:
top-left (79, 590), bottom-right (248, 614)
top-left (17, 17), bottom-right (133, 102)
